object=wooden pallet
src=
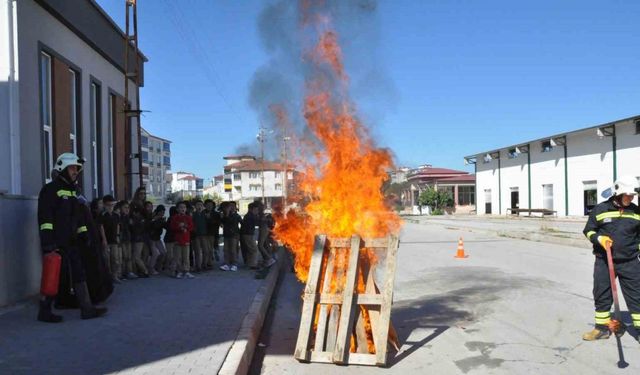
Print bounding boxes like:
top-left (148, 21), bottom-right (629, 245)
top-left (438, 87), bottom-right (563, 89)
top-left (294, 234), bottom-right (400, 366)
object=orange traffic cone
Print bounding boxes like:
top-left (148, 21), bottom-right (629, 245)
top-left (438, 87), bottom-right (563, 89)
top-left (454, 237), bottom-right (469, 258)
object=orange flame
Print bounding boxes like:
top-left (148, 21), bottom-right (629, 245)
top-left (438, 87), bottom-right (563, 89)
top-left (271, 0), bottom-right (402, 355)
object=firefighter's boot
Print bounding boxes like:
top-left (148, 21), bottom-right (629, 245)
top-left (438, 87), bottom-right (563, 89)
top-left (74, 282), bottom-right (107, 320)
top-left (37, 296), bottom-right (63, 323)
top-left (582, 326), bottom-right (611, 341)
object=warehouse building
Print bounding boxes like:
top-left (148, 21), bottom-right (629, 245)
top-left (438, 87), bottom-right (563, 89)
top-left (465, 115), bottom-right (640, 217)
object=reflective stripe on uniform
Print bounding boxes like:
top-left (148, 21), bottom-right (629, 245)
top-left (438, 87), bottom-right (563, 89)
top-left (631, 313), bottom-right (640, 321)
top-left (596, 211), bottom-right (640, 222)
top-left (595, 311), bottom-right (611, 325)
top-left (586, 231), bottom-right (596, 240)
top-left (40, 223), bottom-right (53, 230)
top-left (77, 226), bottom-right (88, 234)
top-left (56, 190), bottom-right (77, 198)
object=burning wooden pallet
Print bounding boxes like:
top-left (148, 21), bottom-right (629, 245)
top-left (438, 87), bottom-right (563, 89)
top-left (294, 234), bottom-right (400, 367)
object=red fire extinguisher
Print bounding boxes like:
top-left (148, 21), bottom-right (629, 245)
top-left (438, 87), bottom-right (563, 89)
top-left (40, 252), bottom-right (61, 297)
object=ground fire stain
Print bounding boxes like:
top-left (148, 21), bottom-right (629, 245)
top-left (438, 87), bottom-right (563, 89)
top-left (454, 341), bottom-right (505, 373)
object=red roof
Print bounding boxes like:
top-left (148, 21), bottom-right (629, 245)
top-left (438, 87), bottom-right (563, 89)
top-left (436, 174), bottom-right (476, 183)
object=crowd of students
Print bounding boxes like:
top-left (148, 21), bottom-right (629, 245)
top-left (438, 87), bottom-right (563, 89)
top-left (92, 187), bottom-right (278, 283)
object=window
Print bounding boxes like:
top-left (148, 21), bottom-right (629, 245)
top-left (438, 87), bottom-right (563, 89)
top-left (249, 184), bottom-right (262, 191)
top-left (635, 120), bottom-right (640, 134)
top-left (108, 94), bottom-right (115, 195)
top-left (543, 184), bottom-right (554, 210)
top-left (541, 140), bottom-right (553, 153)
top-left (508, 148), bottom-right (518, 159)
top-left (90, 82), bottom-right (101, 197)
top-left (234, 173), bottom-right (241, 180)
top-left (250, 172), bottom-right (259, 179)
top-left (40, 52), bottom-right (53, 182)
top-left (141, 136), bottom-right (148, 147)
top-left (69, 70), bottom-right (78, 154)
top-left (142, 151), bottom-right (149, 163)
top-left (163, 156), bottom-right (171, 166)
top-left (458, 186), bottom-right (475, 206)
top-left (275, 171), bottom-right (281, 178)
top-left (275, 183), bottom-right (282, 191)
top-left (163, 142), bottom-right (170, 152)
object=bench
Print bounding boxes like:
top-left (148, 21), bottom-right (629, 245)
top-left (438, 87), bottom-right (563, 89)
top-left (507, 208), bottom-right (557, 217)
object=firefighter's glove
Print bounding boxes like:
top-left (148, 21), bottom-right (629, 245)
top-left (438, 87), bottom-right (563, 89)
top-left (598, 235), bottom-right (613, 251)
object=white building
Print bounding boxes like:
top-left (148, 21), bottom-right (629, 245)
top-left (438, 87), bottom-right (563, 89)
top-left (222, 155), bottom-right (295, 208)
top-left (0, 0), bottom-right (146, 306)
top-left (465, 115), bottom-right (640, 217)
top-left (171, 171), bottom-right (204, 200)
top-left (141, 128), bottom-right (171, 201)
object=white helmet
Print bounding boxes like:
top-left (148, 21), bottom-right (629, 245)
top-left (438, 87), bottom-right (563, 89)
top-left (54, 152), bottom-right (85, 172)
top-left (613, 175), bottom-right (639, 196)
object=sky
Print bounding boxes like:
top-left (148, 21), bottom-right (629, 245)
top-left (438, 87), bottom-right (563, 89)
top-left (95, 0), bottom-right (640, 181)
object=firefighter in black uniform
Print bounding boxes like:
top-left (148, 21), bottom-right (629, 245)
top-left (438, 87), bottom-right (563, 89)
top-left (582, 176), bottom-right (640, 340)
top-left (37, 153), bottom-right (108, 323)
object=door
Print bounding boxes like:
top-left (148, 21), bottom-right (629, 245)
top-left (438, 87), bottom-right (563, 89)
top-left (583, 181), bottom-right (597, 215)
top-left (543, 184), bottom-right (554, 211)
top-left (510, 188), bottom-right (520, 210)
top-left (484, 189), bottom-right (492, 214)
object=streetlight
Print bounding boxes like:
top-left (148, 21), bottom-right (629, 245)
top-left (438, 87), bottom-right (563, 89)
top-left (282, 135), bottom-right (291, 209)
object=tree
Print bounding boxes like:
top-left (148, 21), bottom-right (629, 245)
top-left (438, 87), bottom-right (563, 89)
top-left (418, 186), bottom-right (453, 213)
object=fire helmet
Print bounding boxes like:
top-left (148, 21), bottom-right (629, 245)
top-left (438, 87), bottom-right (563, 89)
top-left (54, 152), bottom-right (85, 173)
top-left (613, 175), bottom-right (639, 196)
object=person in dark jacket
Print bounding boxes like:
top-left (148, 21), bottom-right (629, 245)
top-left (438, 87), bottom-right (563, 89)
top-left (204, 199), bottom-right (221, 266)
top-left (100, 195), bottom-right (122, 283)
top-left (164, 206), bottom-right (178, 276)
top-left (36, 153), bottom-right (107, 322)
top-left (148, 205), bottom-right (167, 275)
top-left (241, 203), bottom-right (260, 269)
top-left (220, 202), bottom-right (242, 272)
top-left (582, 176), bottom-right (640, 341)
top-left (117, 201), bottom-right (138, 279)
top-left (130, 206), bottom-right (149, 277)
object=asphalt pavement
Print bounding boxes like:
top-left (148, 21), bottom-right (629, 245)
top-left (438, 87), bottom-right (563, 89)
top-left (255, 222), bottom-right (640, 374)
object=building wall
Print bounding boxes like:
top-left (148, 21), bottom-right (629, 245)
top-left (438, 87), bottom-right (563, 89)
top-left (474, 118), bottom-right (640, 216)
top-left (17, 0), bottom-right (140, 198)
top-left (0, 0), bottom-right (143, 307)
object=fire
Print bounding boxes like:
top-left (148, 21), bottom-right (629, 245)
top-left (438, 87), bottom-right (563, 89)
top-left (272, 0), bottom-right (402, 355)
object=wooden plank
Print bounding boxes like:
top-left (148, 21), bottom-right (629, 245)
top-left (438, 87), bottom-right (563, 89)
top-left (308, 352), bottom-right (378, 366)
top-left (345, 353), bottom-right (379, 366)
top-left (294, 234), bottom-right (327, 362)
top-left (328, 237), bottom-right (389, 249)
top-left (375, 235), bottom-right (400, 366)
top-left (332, 235), bottom-right (362, 364)
top-left (326, 304), bottom-right (340, 352)
top-left (355, 307), bottom-right (369, 353)
top-left (313, 246), bottom-right (336, 352)
top-left (364, 264), bottom-right (382, 352)
top-left (318, 294), bottom-right (383, 305)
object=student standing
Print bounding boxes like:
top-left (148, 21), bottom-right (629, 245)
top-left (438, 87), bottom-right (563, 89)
top-left (170, 201), bottom-right (195, 279)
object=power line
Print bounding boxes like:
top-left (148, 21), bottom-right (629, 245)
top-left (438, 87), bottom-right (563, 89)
top-left (161, 0), bottom-right (250, 127)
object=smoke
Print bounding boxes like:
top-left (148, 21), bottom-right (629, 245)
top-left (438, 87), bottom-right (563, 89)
top-left (241, 0), bottom-right (397, 160)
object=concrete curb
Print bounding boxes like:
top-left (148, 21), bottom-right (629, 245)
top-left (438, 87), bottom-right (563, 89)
top-left (218, 247), bottom-right (285, 375)
top-left (404, 218), bottom-right (591, 249)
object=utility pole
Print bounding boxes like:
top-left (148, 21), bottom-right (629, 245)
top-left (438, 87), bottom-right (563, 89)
top-left (257, 125), bottom-right (269, 204)
top-left (282, 134), bottom-right (290, 209)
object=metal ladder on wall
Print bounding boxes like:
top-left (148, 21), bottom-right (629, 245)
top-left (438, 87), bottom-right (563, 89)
top-left (124, 0), bottom-right (144, 197)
